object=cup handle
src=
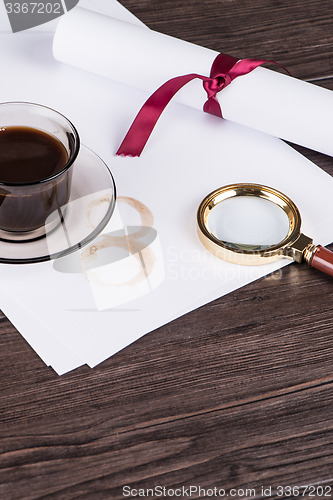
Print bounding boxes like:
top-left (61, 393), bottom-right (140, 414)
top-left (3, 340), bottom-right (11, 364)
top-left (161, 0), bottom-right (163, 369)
top-left (309, 245), bottom-right (333, 277)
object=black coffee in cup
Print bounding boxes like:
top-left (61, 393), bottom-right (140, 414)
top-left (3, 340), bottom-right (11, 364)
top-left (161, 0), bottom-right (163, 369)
top-left (0, 126), bottom-right (68, 183)
top-left (0, 102), bottom-right (80, 241)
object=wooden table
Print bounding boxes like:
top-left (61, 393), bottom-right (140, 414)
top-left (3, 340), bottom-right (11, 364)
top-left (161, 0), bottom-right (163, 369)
top-left (1, 1), bottom-right (333, 498)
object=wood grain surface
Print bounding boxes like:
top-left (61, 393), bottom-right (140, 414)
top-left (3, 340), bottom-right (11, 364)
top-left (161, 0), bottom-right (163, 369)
top-left (1, 1), bottom-right (333, 499)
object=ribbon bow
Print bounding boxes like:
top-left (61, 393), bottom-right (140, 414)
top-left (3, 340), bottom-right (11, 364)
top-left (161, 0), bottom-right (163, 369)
top-left (116, 53), bottom-right (287, 157)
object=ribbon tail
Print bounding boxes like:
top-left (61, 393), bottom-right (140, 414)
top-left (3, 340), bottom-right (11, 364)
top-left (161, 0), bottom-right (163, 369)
top-left (203, 96), bottom-right (223, 118)
top-left (116, 73), bottom-right (200, 157)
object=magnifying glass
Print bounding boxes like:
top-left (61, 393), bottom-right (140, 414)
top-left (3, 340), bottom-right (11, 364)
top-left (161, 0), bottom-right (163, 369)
top-left (197, 183), bottom-right (333, 277)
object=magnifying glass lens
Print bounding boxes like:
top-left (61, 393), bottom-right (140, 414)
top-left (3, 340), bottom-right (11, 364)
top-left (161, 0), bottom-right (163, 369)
top-left (207, 196), bottom-right (290, 251)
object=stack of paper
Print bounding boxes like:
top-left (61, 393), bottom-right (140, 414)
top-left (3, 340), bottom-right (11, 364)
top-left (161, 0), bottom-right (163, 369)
top-left (1, 0), bottom-right (333, 374)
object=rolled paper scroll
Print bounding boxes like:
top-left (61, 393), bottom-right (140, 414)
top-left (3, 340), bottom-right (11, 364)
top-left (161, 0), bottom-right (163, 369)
top-left (53, 7), bottom-right (333, 156)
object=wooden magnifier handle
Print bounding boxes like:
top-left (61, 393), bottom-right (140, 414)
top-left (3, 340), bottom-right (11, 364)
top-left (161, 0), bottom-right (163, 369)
top-left (308, 245), bottom-right (333, 277)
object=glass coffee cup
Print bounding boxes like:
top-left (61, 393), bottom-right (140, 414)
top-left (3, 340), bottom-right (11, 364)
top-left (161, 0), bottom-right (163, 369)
top-left (0, 102), bottom-right (80, 242)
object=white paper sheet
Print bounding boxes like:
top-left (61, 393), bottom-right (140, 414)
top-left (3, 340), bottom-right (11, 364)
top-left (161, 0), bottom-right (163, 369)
top-left (0, 0), bottom-right (146, 374)
top-left (53, 7), bottom-right (333, 157)
top-left (0, 290), bottom-right (85, 373)
top-left (1, 3), bottom-right (333, 374)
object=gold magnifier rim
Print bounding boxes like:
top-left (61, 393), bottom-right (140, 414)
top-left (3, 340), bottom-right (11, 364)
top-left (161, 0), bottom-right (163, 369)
top-left (197, 183), bottom-right (302, 265)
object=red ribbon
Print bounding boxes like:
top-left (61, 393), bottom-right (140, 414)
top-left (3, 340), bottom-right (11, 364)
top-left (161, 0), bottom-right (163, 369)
top-left (116, 53), bottom-right (288, 157)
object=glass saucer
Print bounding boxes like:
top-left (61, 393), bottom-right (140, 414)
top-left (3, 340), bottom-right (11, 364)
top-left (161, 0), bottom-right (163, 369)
top-left (0, 145), bottom-right (116, 264)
